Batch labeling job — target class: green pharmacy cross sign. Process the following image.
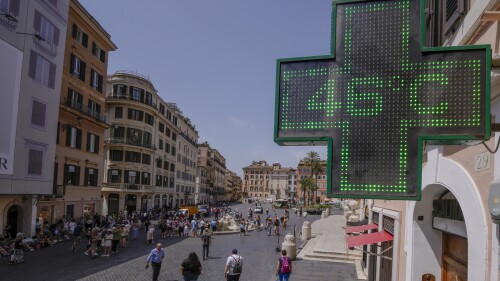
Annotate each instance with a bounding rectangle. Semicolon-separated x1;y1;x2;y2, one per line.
274;0;491;200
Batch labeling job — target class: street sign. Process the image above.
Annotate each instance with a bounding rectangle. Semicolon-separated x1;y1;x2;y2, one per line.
274;0;491;200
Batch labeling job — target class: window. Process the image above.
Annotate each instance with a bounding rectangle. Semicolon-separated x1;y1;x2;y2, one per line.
125;151;141;163
64;164;80;186
165;143;170;153
72;24;88;47
170;178;175;187
172;133;177;141
166;110;171;121
107;169;121;183
115;107;123;118
129;86;143;102
109;150;123;161
86;133;99;153
125;170;140;184
28;50;55;88
159;104;165;115
0;0;19;19
163;176;168;187
142;172;151;185
172;147;176;156
70;54;85;81
66;125;82;149
88;100;101;119
27;148;43;175
91;42;105;62
143;132;152;148
159;139;164;150
156;175;162;186
158;122;164;133
156;158;162;168
90;69;103;92
170;163;175;172
173;116;178;126
33;10;59;48
142;153;151;165
127;128;142;145
163;161;169;171
145;113;154;125
84;168;98;186
113;84;127;97
165;127;171;138
128;109;143;121
145;92;153;106
112;126;125;138
67;88;83;110
30;99;46;129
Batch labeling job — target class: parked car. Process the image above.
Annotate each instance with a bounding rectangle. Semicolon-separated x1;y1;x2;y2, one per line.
254;206;263;214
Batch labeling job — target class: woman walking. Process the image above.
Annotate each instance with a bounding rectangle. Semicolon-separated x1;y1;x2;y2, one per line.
180;252;202;281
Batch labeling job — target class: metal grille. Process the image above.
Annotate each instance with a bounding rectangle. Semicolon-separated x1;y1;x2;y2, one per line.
372;212;379;225
383;216;395;235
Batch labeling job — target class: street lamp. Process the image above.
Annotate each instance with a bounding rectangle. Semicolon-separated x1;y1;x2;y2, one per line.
16;32;44;41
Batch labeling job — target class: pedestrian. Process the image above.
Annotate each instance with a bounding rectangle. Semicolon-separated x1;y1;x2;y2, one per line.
9;233;24;264
275;249;292;281
180;251;202;281
111;226;120;253
147;224;154;244
224;248;243;281
102;229;112;257
146;243;165;281
201;226;211;260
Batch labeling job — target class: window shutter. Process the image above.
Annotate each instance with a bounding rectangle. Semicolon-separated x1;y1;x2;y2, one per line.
124;170;129;183
86;132;91;151
28;51;36;79
72;24;77;39
90;69;94;87
444;0;464;34
66;125;72;146
48;62;56;89
70;54;75;74
113;85;117;95
92;42;96;56
84;168;89;186
53;26;60;46
80;61;86;81
10;0;20;16
95;136;100;154
100;50;106;63
129;86;134;98
33;10;41;31
76;128;82;149
82;33;88;48
98;74;103;92
75;166;80;186
121;85;127;94
56;122;60;144
78;92;83;105
63;164;69;185
140;89;145;103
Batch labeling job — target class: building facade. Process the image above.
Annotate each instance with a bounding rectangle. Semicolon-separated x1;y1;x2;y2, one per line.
38;0;116;226
174;109;198;207
296;160;327;204
354;1;500;280
269;163;296;200
242;161;272;202
0;0;69;237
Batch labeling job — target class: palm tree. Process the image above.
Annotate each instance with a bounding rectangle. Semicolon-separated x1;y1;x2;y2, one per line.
311;160;323;203
302;151;320;205
299;177;314;206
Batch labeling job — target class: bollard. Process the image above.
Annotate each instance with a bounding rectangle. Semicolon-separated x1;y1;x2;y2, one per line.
325;208;330;216
282;233;297;260
302;221;311;240
321;211;326;219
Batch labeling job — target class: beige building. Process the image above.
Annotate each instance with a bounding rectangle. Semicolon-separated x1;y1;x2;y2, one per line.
37;0;116;225
103;71;180;215
197;142;229;203
0;0;69;236
269;163;296;200
174;108;199;207
242;161;272;202
296;160;327;205
225;170;242;201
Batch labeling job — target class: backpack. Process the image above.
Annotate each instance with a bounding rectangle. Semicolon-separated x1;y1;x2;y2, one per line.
232;256;242;274
280;256;291;274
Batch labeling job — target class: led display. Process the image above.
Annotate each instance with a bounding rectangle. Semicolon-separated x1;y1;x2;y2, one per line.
275;0;490;200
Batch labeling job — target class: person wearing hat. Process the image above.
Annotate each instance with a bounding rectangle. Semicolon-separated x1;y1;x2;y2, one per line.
224;248;243;281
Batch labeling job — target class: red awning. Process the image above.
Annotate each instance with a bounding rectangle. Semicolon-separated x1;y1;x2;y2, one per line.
345;223;378;234
347;230;393;248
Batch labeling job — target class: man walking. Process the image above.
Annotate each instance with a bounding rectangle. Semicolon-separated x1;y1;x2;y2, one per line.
201;226;211;260
146;243;165;281
224;248;243;281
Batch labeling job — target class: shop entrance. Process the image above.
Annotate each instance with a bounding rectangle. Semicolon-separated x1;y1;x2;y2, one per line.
6;205;22;238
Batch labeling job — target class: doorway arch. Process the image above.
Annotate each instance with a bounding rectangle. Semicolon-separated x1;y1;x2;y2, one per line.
406;153;487;281
5;204;23;238
125;194;137;214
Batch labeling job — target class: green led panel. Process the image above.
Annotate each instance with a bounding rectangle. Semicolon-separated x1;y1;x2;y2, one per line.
274;0;490;200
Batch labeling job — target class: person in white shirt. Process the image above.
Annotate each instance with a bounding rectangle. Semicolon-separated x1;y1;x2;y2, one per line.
224;248;243;281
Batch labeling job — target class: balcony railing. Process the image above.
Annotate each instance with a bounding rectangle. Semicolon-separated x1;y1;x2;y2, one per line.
106;93;157;110
103;183;154;192
34;36;57;56
64;98;107;124
0;9;17;29
107;137;155;150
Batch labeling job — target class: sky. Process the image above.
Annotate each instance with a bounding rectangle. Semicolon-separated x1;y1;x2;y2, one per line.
79;0;330;175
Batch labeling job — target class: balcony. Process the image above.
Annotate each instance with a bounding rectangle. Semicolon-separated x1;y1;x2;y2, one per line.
63;98;107;124
106;93;157;110
107;137;155;150
34;36;57;56
0;9;17;29
102;183;154;192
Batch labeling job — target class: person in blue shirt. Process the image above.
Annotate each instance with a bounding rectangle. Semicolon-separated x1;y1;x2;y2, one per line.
146;243;165;281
